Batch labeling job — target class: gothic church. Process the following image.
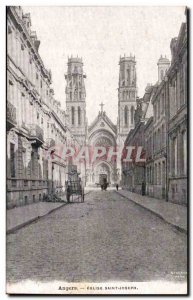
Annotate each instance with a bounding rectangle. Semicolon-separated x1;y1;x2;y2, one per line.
65;55;137;186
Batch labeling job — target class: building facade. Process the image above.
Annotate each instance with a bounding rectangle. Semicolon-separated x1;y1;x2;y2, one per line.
167;22;187;205
121;16;187;205
144;116;154;197
122;84;153;192
151;56;170;200
7;6;77;208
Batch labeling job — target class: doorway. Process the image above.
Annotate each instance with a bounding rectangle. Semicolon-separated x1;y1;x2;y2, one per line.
99;174;107;185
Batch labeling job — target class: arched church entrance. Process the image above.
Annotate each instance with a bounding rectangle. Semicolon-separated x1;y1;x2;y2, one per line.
94;162;111;185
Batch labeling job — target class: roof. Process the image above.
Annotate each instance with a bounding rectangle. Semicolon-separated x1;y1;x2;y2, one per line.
88;111;117;134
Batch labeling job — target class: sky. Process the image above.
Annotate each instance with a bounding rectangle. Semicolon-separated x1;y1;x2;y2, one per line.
23;6;186;124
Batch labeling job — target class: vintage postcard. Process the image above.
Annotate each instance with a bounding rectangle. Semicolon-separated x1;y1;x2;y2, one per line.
6;6;188;295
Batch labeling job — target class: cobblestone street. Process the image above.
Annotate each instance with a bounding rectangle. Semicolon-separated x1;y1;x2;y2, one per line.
7;191;187;283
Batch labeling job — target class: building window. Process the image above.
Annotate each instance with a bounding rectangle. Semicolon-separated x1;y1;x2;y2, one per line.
158;163;161;185
158;100;160;119
31;151;35;176
162;124;165;146
174;78;177;112
155;164;157;184
131;106;134;124
78;106;81;125
23;149;27;177
161;70;164;81
157;129;160;150
162;161;165;187
10;143;15;177
182;131;187;175
173;137;178;176
71;106;75;125
24;196;28;204
180;64;184;106
124;106;128;125
184;62;187;103
161;93;164;114
127;68;130;85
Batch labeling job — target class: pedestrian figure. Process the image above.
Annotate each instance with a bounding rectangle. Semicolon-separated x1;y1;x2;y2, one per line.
141;181;146;196
116;183;119;191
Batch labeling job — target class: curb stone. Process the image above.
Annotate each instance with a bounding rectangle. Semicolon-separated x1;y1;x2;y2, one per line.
7;191;91;235
116;191;187;234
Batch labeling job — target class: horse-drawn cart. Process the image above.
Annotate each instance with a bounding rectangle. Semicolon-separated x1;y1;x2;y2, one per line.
65;169;84;203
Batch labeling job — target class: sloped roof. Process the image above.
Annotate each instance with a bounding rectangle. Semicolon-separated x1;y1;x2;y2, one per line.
88;111;117;134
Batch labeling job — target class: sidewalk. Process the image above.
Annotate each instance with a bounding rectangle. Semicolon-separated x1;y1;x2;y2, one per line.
117;189;187;233
7;193;87;234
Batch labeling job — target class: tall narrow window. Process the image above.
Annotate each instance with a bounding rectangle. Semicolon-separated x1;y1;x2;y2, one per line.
162;124;165;146
158;163;161;185
127;68;131;85
78;106;81;125
71;106;75;125
184;62;187;103
174;79;177;112
131;106;134;124
158;100;160;119
31;151;35;176
161;70;164;81
23;149;27;177
182;131;187;175
161;93;164;113
10;143;15;177
180;64;184;106
155;164;157;184
124;106;128;125
173;137;177;175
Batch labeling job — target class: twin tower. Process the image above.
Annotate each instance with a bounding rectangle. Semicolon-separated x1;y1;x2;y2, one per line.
65;55;137;144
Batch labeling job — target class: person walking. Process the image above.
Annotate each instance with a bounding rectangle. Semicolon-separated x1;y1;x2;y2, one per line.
116;183;119;191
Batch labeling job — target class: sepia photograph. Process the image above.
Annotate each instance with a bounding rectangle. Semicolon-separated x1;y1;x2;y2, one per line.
6;5;188;295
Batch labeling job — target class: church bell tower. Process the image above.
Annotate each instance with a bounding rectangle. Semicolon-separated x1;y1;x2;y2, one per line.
65;56;87;145
117;54;137;142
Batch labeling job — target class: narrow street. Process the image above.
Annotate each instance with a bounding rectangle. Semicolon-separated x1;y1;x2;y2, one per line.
7;191;187;283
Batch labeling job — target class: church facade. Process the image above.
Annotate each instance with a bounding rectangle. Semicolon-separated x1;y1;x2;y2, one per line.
65;55;137;186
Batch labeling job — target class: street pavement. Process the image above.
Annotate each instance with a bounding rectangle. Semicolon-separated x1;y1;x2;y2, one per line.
7;191;187;283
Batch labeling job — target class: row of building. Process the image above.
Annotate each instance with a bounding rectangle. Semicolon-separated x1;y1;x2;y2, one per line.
121;17;187;205
7;6;81;208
